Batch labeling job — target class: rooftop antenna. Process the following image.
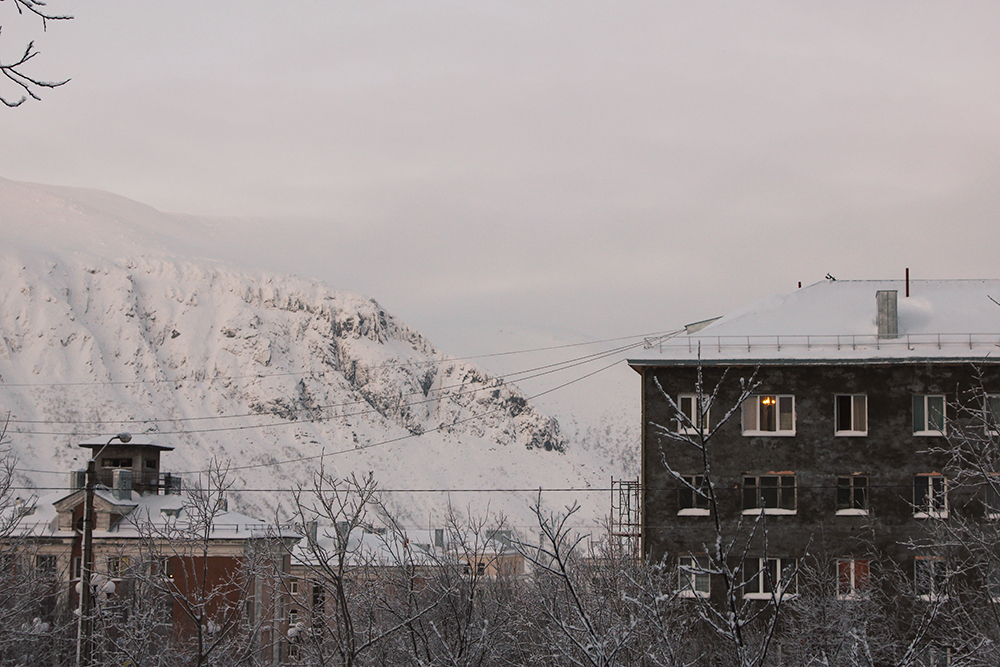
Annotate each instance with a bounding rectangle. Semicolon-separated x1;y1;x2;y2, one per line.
825;273;837;281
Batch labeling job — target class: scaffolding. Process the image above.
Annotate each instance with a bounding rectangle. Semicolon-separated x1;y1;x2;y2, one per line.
610;477;641;559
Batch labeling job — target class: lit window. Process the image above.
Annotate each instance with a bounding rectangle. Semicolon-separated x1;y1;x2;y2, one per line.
835;395;867;435
836;475;869;515
743;557;797;599
743;475;796;515
743;395;795;435
913;395;946;436
914;557;948;601
676;394;710;434
837;558;870;598
678;555;710;598
678;475;710;516
914;475;948;519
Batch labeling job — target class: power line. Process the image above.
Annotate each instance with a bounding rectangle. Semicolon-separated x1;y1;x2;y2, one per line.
0;328;679;391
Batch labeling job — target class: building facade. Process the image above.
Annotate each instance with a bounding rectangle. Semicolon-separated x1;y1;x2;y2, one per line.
629;279;1000;608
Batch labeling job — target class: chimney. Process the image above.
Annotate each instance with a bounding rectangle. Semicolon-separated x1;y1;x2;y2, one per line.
113;469;133;501
876;290;898;339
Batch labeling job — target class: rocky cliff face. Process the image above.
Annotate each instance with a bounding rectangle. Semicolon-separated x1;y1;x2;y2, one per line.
0;250;567;523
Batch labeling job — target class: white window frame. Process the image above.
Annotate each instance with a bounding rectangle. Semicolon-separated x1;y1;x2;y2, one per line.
742;474;797;515
837;558;870;599
742;395;796;436
677;474;710;516
677;394;710;435
678;555;710;598
914;556;948;601
914;474;948;519
743;557;797;600
835;394;868;436
918;645;953;667
913;395;946;436
988;562;1000;603
985;395;1000;436
836;475;869;516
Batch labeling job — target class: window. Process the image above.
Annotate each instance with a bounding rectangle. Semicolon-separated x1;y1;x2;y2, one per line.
678;556;710;598
72;556;82;580
289;607;299;625
290;579;299;595
835;395;867;435
836;475;869;515
678;475;710;516
985;395;1000;435
107;556;130;578
983;476;1000;519
918;646;953;667
312;584;325;609
914;557;948;601
476;562;486;576
743;475;796;514
743;558;797;599
837;558;870;598
742;395;795;435
36;555;58;578
151;557;172;580
677;394;710;434
101;457;133;468
988;562;1000;602
913;395;946;435
914;474;948;518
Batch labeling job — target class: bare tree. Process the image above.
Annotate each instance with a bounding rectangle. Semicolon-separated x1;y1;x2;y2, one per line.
0;0;71;106
649;364;803;667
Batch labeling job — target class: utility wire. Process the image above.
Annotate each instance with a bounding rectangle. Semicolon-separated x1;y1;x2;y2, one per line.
4;330;678;428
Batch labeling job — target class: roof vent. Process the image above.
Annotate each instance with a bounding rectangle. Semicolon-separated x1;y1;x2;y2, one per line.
876;290;898;339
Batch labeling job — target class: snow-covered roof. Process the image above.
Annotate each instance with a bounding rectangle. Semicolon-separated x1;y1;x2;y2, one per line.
78;435;174;450
629;279;1000;365
7;486;291;540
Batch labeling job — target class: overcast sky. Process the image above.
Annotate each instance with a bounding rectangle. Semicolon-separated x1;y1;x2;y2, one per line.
3;1;1000;385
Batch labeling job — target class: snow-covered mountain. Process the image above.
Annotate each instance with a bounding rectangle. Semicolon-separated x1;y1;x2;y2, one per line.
0;177;630;531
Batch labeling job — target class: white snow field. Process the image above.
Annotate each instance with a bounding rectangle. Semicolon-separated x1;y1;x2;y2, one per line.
0;177;634;535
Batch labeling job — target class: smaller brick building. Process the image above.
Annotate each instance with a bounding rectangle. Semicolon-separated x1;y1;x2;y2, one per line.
7;436;298;664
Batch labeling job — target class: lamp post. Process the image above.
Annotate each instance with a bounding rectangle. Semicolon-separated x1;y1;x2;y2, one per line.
76;432;131;667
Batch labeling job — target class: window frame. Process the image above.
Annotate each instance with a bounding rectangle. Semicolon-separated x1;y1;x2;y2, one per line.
678;555;711;598
743;557;797;600
742;395;796;436
985;476;1000;520
835;394;868;436
678;475;710;516
913;395;946;436
742;474;797;515
837;558;870;599
914;474;948;519
836;475;869;516
988;562;1000;603
914;556;948;601
985;395;1000;436
676;394;711;435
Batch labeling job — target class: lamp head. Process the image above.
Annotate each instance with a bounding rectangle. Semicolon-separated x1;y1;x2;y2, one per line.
116;432;132;444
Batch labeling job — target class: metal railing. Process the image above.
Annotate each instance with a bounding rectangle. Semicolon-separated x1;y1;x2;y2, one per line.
642;333;1000;355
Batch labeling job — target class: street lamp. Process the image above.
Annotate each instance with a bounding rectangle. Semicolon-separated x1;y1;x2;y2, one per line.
76;432;131;667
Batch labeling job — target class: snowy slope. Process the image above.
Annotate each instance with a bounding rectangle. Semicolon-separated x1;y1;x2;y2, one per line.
0;177;622;532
